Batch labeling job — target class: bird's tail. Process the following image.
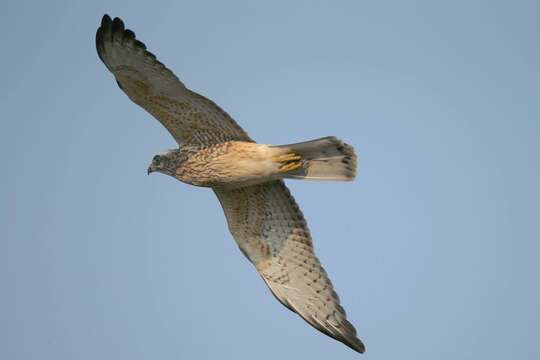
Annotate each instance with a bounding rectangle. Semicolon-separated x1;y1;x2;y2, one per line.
271;136;357;181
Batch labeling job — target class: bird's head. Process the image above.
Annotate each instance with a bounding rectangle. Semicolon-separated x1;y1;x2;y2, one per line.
147;149;180;177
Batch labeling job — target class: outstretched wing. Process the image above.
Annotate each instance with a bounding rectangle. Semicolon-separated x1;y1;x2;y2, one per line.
96;15;252;146
214;181;365;353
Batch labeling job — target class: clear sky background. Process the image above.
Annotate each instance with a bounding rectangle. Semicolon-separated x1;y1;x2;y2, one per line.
1;0;539;359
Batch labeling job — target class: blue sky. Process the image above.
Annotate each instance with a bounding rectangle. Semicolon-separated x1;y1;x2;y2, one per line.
1;1;539;359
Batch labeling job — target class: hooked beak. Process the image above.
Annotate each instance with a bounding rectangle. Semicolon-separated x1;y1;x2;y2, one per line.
147;166;154;175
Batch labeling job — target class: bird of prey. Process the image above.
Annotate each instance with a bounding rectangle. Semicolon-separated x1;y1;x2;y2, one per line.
96;14;365;353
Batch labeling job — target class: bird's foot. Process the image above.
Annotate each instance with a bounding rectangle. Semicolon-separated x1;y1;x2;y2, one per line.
273;153;303;173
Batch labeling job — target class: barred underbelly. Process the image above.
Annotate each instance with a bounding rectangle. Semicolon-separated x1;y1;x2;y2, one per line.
175;141;283;188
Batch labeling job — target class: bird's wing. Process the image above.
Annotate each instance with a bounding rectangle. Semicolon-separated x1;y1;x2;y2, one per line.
214;181;365;353
96;15;252;146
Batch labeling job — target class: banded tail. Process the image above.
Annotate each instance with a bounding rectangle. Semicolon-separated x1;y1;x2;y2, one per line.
271;136;357;181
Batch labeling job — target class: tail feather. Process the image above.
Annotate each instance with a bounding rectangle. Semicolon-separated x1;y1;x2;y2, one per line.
272;136;357;181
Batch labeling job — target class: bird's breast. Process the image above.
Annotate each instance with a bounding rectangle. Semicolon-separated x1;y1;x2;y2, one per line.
174;141;281;188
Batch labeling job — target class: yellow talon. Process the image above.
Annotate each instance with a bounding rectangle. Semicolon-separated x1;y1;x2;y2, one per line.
279;161;303;173
272;153;302;163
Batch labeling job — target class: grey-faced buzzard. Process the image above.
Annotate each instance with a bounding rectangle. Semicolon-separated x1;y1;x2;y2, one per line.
96;14;364;353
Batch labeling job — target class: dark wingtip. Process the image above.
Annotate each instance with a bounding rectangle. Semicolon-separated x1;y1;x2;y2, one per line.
134;39;146;50
95;14;162;80
101;14;111;24
96;15;133;65
111;17;125;33
96;15;112;63
123;29;135;43
95;28;105;62
347;337;366;353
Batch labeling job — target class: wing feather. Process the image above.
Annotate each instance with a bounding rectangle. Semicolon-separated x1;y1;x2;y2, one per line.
214;181;365;353
96;15;252;146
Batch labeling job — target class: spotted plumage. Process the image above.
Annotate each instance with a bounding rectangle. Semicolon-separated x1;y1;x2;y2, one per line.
96;14;364;353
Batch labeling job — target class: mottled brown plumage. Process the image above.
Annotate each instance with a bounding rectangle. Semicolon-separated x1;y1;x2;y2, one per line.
96;14;364;353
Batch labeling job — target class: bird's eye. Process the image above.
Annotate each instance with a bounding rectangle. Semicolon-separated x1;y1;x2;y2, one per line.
153;155;161;162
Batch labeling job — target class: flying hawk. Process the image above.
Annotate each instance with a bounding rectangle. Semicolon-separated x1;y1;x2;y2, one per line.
96;15;365;353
